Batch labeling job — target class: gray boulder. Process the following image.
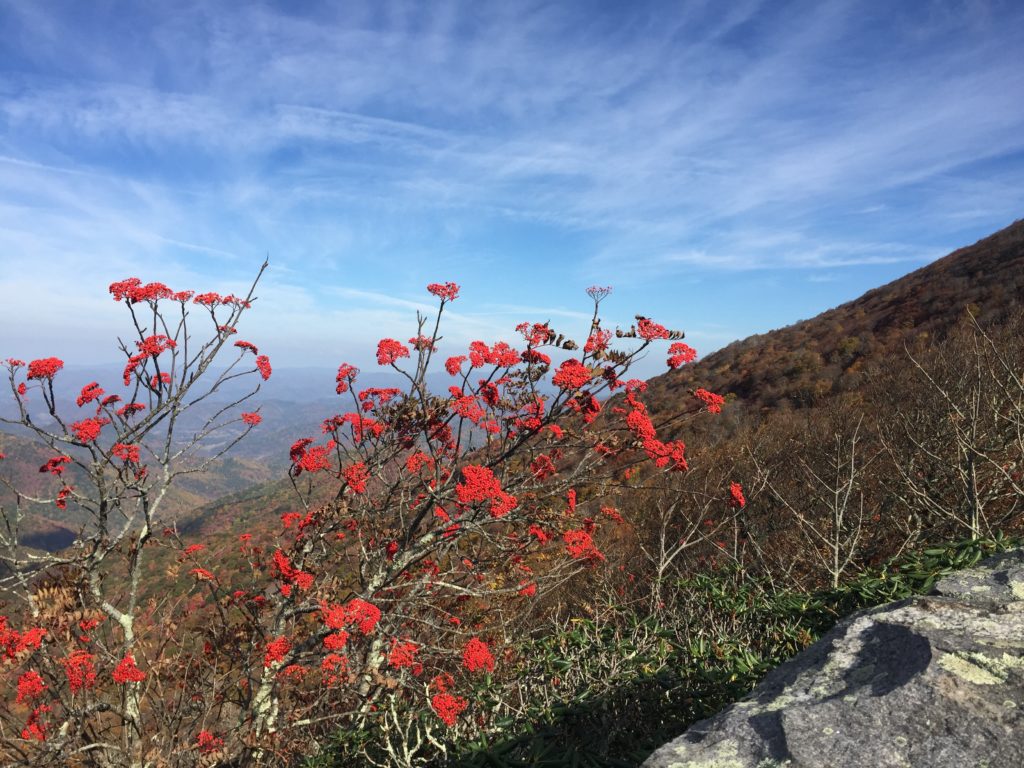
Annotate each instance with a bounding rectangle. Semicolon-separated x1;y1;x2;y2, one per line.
643;550;1024;768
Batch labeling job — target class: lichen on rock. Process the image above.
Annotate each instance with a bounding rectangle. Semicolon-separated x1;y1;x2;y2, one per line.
644;550;1024;768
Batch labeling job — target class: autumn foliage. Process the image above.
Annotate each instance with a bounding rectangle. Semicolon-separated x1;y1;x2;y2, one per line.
0;268;738;767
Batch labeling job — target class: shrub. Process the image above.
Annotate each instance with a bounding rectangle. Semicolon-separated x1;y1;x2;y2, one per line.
0;270;728;767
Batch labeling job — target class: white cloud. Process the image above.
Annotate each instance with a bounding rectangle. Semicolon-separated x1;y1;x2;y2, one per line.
0;0;1021;368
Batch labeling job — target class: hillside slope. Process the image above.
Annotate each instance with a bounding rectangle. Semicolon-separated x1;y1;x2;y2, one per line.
643;219;1024;412
178;219;1024;542
0;429;277;550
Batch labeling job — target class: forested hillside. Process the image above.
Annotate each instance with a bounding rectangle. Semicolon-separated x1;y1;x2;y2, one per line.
1;222;1022;767
643;219;1024;411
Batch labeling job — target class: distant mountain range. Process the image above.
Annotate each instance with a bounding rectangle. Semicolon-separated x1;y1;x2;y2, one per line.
0;367;465;467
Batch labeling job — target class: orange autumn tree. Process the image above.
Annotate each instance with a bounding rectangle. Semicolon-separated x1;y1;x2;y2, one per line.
0;271;729;767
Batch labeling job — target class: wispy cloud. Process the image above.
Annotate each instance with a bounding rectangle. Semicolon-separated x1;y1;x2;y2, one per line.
0;0;1021;374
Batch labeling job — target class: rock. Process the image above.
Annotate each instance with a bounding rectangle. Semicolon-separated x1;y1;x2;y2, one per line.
643;550;1024;768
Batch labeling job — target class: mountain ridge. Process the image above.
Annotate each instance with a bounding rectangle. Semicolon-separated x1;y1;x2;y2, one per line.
642;218;1024;413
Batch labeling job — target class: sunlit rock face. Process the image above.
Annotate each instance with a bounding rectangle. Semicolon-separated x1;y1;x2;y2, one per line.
644;551;1024;768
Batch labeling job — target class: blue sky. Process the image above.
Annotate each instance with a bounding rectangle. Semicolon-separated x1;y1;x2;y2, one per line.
1;0;1022;381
